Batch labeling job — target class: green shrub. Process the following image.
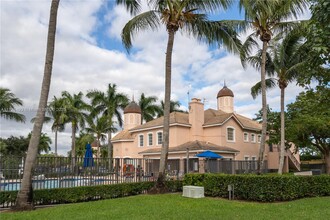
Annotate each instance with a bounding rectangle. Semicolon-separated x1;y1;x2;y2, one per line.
184;174;330;202
0;180;183;207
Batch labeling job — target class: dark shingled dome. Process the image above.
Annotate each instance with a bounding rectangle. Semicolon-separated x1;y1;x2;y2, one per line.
217;85;234;98
124;101;141;114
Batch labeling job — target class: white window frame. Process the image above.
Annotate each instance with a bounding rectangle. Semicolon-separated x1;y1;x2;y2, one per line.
138;134;144;147
251;133;256;143
226;126;236;142
156;131;163;145
147;132;153;146
257;134;261;143
243;132;249;142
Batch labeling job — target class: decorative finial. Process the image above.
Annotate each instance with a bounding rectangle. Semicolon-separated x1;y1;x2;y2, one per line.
224;80;227;88
132;94;134;102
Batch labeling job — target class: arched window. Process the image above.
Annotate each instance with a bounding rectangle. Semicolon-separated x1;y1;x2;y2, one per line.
243;132;249;142
227;127;235;142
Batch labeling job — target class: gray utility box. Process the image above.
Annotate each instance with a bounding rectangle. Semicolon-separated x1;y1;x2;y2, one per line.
182;186;205;198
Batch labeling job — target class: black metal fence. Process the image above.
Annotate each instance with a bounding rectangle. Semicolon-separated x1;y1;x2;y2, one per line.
0;156;173;193
0;156;267;193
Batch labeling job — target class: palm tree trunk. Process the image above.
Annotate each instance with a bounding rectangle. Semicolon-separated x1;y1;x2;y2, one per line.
14;0;59;211
278;86;285;174
71;123;76;172
107;131;113;170
158;28;175;186
257;40;268;174
54;127;58;156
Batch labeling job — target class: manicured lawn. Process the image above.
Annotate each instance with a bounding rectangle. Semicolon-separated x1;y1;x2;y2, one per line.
2;194;330;220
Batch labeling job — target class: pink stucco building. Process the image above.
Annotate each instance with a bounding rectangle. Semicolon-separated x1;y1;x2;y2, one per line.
112;85;300;173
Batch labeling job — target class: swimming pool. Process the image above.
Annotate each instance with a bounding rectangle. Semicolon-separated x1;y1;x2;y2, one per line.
0;178;96;191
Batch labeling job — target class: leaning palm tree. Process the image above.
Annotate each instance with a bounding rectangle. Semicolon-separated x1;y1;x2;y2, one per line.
15;0;60;210
239;0;308;173
249;29;308;174
86;83;129;160
61;91;89;170
138;93;161;123
85;115;117;158
119;0;241;187
0;87;26;123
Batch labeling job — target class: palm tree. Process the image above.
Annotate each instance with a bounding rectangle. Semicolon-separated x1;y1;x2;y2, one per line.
239;0;308;173
138;93;161;123
85;115;117;158
27;132;52;154
15;0;60;210
61;91;88;169
31;96;66;155
86;83;129;160
0;87;26;123
249;29;308;174
157;100;185;117
119;0;240;186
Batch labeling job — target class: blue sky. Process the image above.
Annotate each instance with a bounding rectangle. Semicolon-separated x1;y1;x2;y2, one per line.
0;1;310;156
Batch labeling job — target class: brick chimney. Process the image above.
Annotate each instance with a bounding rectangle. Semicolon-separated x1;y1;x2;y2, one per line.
189;98;204;140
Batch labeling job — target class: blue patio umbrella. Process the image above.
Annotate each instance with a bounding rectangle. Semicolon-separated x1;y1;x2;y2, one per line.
83;143;94;167
196;150;223;159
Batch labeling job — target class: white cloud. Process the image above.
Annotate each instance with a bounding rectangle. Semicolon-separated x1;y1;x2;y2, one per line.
0;1;310;156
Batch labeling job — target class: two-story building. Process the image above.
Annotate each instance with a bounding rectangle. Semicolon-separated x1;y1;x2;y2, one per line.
112;85;300;173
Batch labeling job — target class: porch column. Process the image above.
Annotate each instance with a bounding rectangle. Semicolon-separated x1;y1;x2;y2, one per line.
199;158;205;173
179;158;185;174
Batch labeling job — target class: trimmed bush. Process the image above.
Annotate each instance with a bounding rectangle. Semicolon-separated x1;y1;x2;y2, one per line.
184;173;330;202
0;180;182;207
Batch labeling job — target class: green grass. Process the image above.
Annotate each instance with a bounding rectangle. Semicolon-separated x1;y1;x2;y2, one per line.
2;194;330;220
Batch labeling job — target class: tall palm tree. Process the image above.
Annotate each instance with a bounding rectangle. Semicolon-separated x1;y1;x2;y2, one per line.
85;115;117;158
157;100;184;117
15;0;60;210
61;91;88;169
119;0;240;186
239;0;308;173
249;29;308;174
0;87;26;123
31;96;66;155
138;93;161;123
86;83;129;160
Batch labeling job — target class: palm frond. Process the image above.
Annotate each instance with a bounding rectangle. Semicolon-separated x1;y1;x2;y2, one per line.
121;10;160;51
240;33;259;69
251;78;277;99
116;0;142;15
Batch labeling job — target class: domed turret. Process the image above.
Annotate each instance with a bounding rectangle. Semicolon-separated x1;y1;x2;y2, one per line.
217;85;234;98
124;101;142;130
124;101;141;114
217;84;234;113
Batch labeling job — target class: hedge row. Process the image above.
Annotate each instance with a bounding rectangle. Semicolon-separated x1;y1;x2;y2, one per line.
183;173;330;202
1;180;182;207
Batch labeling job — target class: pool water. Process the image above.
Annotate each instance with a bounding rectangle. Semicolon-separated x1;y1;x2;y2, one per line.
0;178;96;191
